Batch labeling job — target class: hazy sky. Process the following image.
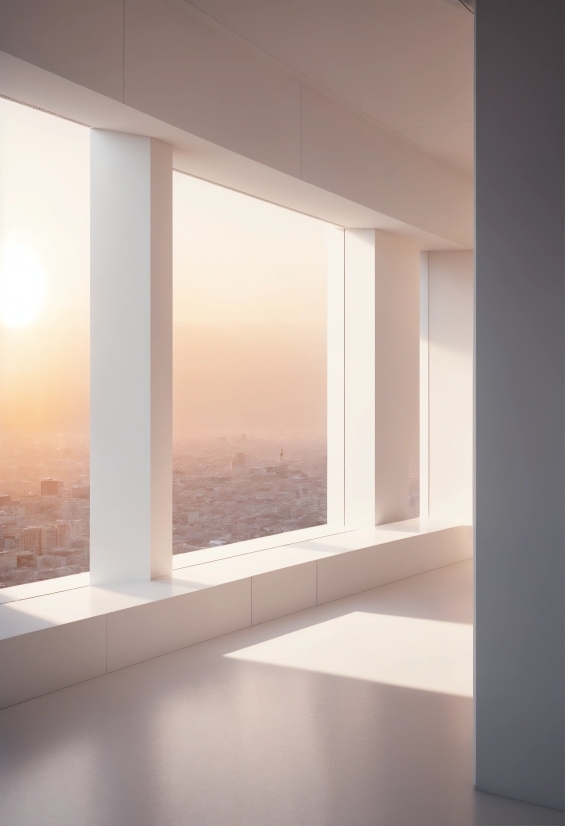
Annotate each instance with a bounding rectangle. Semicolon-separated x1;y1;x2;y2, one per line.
0;97;329;437
0;97;90;432
173;174;328;436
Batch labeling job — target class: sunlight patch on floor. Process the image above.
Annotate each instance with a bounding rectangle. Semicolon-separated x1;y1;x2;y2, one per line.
226;611;473;697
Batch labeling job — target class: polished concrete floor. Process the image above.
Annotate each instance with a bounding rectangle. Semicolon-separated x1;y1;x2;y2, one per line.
0;560;563;826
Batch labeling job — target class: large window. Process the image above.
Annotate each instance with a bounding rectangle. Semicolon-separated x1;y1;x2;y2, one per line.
173;175;329;555
0;99;90;588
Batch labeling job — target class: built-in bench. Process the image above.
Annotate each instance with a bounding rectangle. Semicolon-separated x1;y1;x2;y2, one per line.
0;518;472;709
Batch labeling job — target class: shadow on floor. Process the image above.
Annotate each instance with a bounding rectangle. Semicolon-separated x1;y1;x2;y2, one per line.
0;562;560;826
0;644;561;824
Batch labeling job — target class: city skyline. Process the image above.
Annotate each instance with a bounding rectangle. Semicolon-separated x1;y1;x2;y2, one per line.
0;431;326;587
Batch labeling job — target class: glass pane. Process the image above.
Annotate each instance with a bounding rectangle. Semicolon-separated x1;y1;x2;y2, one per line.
173;175;328;555
0;99;90;588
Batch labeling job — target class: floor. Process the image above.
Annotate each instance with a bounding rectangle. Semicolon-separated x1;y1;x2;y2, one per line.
0;560;563;826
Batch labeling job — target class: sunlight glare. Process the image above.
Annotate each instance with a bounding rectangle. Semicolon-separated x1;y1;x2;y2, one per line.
0;243;46;327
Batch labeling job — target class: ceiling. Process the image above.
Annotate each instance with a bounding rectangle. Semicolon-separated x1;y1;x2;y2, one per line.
183;0;474;179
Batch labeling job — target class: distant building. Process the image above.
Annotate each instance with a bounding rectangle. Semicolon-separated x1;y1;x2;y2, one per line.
71;485;90;499
56;523;70;548
19;527;42;553
241;433;247;441
41;479;63;497
40;524;70;552
231;452;246;469
0;495;11;507
41;526;58;551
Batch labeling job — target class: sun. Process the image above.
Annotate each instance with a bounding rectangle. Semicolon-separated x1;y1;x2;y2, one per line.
0;243;46;327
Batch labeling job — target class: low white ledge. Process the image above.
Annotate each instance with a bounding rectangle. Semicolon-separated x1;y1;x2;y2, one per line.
0;519;472;709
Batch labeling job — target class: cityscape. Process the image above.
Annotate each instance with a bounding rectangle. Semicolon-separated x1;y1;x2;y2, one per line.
173;434;327;554
0;432;327;588
0;433;90;588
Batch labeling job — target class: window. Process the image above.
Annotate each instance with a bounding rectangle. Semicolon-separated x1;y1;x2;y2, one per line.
0;99;90;588
173;175;329;555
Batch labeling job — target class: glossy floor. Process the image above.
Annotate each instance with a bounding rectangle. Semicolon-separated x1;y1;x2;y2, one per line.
0;560;562;826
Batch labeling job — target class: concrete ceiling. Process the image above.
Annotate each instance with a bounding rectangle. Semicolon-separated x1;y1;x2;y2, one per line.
183;0;474;179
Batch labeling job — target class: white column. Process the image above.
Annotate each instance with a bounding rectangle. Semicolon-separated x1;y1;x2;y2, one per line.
374;231;420;524
344;229;420;527
326;226;346;526
90;131;172;584
428;250;473;525
419;252;430;519
344;230;376;527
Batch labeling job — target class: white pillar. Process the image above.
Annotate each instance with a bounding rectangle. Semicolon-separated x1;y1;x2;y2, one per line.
326;226;346;527
428;250;473;525
344;230;376;527
90;131;172;584
419;252;430;519
344;229;420;527
374;232;420;524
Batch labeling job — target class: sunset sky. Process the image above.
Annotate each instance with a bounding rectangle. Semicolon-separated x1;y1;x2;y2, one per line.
173;174;328;436
0;97;328;437
0;97;90;433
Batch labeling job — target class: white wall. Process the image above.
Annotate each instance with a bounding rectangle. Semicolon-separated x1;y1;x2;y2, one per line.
427;250;473;524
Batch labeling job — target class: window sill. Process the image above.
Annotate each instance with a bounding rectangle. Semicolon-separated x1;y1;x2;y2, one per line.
0;525;350;607
0;518;472;709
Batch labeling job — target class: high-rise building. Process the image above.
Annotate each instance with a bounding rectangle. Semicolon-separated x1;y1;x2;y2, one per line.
41;526;58;551
56;524;70;549
41;479;63;497
18;527;42;553
231;452;246;469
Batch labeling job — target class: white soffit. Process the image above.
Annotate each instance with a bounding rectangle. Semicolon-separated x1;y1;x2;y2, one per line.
174;0;474;179
0;51;465;250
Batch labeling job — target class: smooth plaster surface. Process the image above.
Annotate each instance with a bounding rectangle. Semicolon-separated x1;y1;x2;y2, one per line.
475;0;565;810
0;561;563;826
428;249;473;524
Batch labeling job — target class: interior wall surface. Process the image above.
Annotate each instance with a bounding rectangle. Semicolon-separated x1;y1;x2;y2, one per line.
374;232;420;525
0;0;472;248
428;250;473;524
344;230;420;528
475;0;565;810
